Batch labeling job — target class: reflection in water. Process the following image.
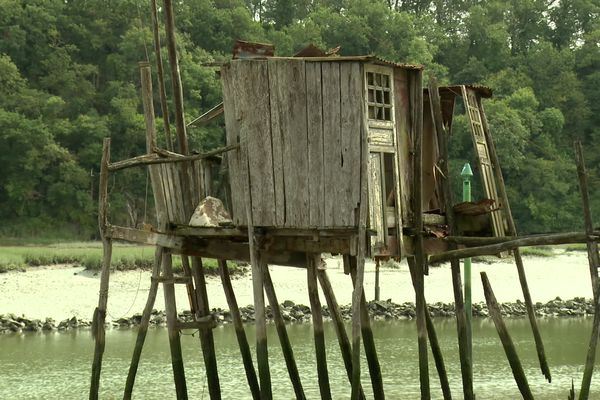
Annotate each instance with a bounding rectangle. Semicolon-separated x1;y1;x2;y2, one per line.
0;318;595;399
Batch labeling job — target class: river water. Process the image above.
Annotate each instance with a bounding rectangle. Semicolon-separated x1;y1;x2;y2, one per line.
0;317;596;399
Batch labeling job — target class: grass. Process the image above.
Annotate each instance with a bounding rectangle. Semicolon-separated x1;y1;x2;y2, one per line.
0;242;240;275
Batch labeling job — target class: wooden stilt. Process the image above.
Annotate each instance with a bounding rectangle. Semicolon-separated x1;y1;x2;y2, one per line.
307;254;332;400
263;267;305;399
162;251;188;399
352;62;371;400
411;69;430;400
190;256;221;400
428;78;473;399
89;138;112;400
575;141;600;302
478;97;550;382
317;267;365;400
375;259;381;301
481;272;533;400
124;247;163;399
218;259;260;400
348;257;385;400
408;257;430;400
574;141;600;400
425;312;452;400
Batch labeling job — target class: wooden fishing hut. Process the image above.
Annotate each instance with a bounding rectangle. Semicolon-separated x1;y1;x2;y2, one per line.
89;28;579;400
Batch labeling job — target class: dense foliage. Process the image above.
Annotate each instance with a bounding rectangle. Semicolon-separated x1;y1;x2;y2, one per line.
0;0;598;237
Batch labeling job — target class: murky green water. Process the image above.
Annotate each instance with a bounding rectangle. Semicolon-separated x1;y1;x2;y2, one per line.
0;318;596;399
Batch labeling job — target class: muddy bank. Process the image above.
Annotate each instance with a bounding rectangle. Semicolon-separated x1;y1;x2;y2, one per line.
1;296;593;334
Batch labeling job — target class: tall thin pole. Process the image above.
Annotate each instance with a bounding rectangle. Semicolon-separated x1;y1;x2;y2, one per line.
461;163;473;365
150;0;173;151
162;0;188;155
428;78;473;399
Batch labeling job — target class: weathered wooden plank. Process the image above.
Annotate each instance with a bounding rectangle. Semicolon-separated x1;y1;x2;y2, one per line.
306;62;324;227
230;60;276;227
160;163;175;223
340;62;363;226
105;225;183;248
221;64;245;226
368;153;385;250
393;68;411;224
268;58;309;227
322;62;342;227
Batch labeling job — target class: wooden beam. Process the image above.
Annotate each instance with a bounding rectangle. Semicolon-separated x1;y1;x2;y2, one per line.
105;225;182;248
429;232;599;264
107;144;239;171
188;102;224;127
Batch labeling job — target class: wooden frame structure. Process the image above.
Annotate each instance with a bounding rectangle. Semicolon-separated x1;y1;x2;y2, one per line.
88;4;600;399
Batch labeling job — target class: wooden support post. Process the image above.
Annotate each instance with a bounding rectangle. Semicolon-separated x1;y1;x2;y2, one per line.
191;256;221;400
412;70;430;400
575;141;600;302
162;0;188;155
375;259;380;301
481;272;534;400
263;267;305;399
478;97;550;382
425;312;452;400
351;63;371;400
317;268;365;400
89;138;112;400
348;257;385;400
575;141;600;400
307;254;332;400
162;251;188;399
124;62;172;398
428;77;473;399
124;247;163;399
150;0;173;151
218;259;260;400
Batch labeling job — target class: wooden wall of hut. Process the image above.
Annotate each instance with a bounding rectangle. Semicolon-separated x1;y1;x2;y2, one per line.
222;58;423;237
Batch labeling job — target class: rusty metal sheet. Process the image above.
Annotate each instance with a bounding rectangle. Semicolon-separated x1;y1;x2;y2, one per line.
232;40;275;59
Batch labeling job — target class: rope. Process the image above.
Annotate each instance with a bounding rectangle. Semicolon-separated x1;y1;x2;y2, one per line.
107;268;144;321
136;2;150;62
143;168;149;224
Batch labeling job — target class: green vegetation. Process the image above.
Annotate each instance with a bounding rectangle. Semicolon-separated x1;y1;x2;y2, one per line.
0;0;599;239
0;242;232;274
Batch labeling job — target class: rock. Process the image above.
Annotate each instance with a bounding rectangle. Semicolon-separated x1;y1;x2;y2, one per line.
282;300;295;308
188;196;233;227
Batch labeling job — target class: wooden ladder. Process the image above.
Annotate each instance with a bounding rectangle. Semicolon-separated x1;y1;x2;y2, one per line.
461;86;506;237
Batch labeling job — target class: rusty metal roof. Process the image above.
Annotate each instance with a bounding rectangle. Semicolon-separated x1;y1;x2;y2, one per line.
226;55;423;70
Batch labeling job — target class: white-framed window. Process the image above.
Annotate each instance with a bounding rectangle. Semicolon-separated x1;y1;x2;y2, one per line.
366;69;393;122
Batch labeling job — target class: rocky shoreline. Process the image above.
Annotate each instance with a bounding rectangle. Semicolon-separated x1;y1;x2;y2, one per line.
0;296;594;334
